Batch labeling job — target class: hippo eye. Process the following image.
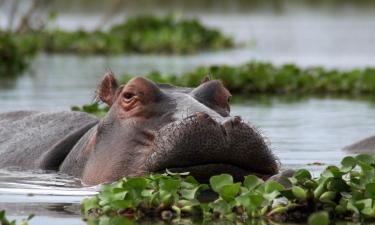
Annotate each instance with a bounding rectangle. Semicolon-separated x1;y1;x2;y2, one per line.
123;92;135;100
227;96;231;103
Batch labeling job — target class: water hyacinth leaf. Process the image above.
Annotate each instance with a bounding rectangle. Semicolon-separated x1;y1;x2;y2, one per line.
347;202;359;214
292;186;307;201
319;191;336;203
294;169;312;181
210;199;232;214
159;178;180;192
327;178;350;192
314;177;329;199
209;174;233;193
243;175;263;190
218;183;241;202
124;177;149;190
110;200;133;209
365;183;375;199
355;199;372;211
357;161;373;172
82;196;100;213
307;211;329;225
356;154;375;165
236;192;264;210
109;216;135;225
341;156;357;172
322;166;344;178
264;180;285;193
180;186;205;200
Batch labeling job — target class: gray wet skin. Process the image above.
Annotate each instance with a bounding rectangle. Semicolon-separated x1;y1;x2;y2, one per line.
0;73;279;185
344;135;375;154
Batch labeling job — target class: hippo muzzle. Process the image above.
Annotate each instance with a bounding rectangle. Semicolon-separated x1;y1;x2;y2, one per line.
146;112;278;182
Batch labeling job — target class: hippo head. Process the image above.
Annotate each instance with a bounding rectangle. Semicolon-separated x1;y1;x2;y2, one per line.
72;73;279;185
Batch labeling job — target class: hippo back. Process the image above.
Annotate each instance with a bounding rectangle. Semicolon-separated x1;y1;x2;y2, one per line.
0;111;99;170
343;135;375;154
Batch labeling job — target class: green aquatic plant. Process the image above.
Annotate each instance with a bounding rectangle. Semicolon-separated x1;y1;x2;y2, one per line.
81;154;375;224
71;102;108;118
8;15;233;55
0;210;33;225
0;33;37;77
121;61;375;96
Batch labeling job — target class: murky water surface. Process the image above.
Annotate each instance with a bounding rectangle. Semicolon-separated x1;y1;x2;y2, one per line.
1;1;375;224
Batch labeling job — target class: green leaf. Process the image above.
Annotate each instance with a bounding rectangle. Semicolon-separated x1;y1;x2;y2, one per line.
82;196;99;213
365;183;375;199
356;154;374;164
218;183;241;202
124;177;148;190
109;216;135;225
264;180;285;193
209;174;233;193
236;192;264;211
294;169;312;181
319;191;336;203
327;178;350;192
308;211;329;225
159;177;180;192
243;175;263;190
341;156;357;172
292;186;307;201
110;200;133;209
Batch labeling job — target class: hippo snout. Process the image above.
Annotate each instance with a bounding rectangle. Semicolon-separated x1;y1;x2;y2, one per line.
145;112;279;182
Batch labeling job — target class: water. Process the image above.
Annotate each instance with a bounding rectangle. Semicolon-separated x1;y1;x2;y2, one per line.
1;95;375;224
1;0;375;224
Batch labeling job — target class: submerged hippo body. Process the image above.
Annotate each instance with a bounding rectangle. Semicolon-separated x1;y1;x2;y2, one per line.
0;74;279;185
344;135;375;153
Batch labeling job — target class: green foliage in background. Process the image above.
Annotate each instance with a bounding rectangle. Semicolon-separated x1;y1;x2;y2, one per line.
81;154;375;224
0;33;38;77
121;61;375;96
71;102;108;118
11;15;233;55
0;210;33;225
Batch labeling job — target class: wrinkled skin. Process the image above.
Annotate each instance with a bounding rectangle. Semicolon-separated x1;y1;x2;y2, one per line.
0;73;279;185
343;135;375;154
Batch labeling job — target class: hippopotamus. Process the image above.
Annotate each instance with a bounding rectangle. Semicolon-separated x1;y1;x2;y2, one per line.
0;73;279;185
343;135;375;153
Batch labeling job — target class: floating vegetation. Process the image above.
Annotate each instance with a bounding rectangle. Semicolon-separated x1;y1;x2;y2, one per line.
81;154;375;224
0;33;38;77
10;15;233;55
0;210;34;225
71;102;108;118
121;61;375;96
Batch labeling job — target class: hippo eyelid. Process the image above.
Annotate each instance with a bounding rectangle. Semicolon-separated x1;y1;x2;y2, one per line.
123;92;135;99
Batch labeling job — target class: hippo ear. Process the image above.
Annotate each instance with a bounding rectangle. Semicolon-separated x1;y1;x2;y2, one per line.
96;72;119;106
201;75;212;84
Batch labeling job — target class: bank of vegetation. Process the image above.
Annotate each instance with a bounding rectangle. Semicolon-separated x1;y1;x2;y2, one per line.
0;33;38;77
81;154;375;225
4;15;233;55
121;61;375;96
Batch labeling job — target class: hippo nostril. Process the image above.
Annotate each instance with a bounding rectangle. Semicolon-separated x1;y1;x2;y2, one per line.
220;125;227;137
233;116;242;124
195;112;210;119
195;112;217;125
